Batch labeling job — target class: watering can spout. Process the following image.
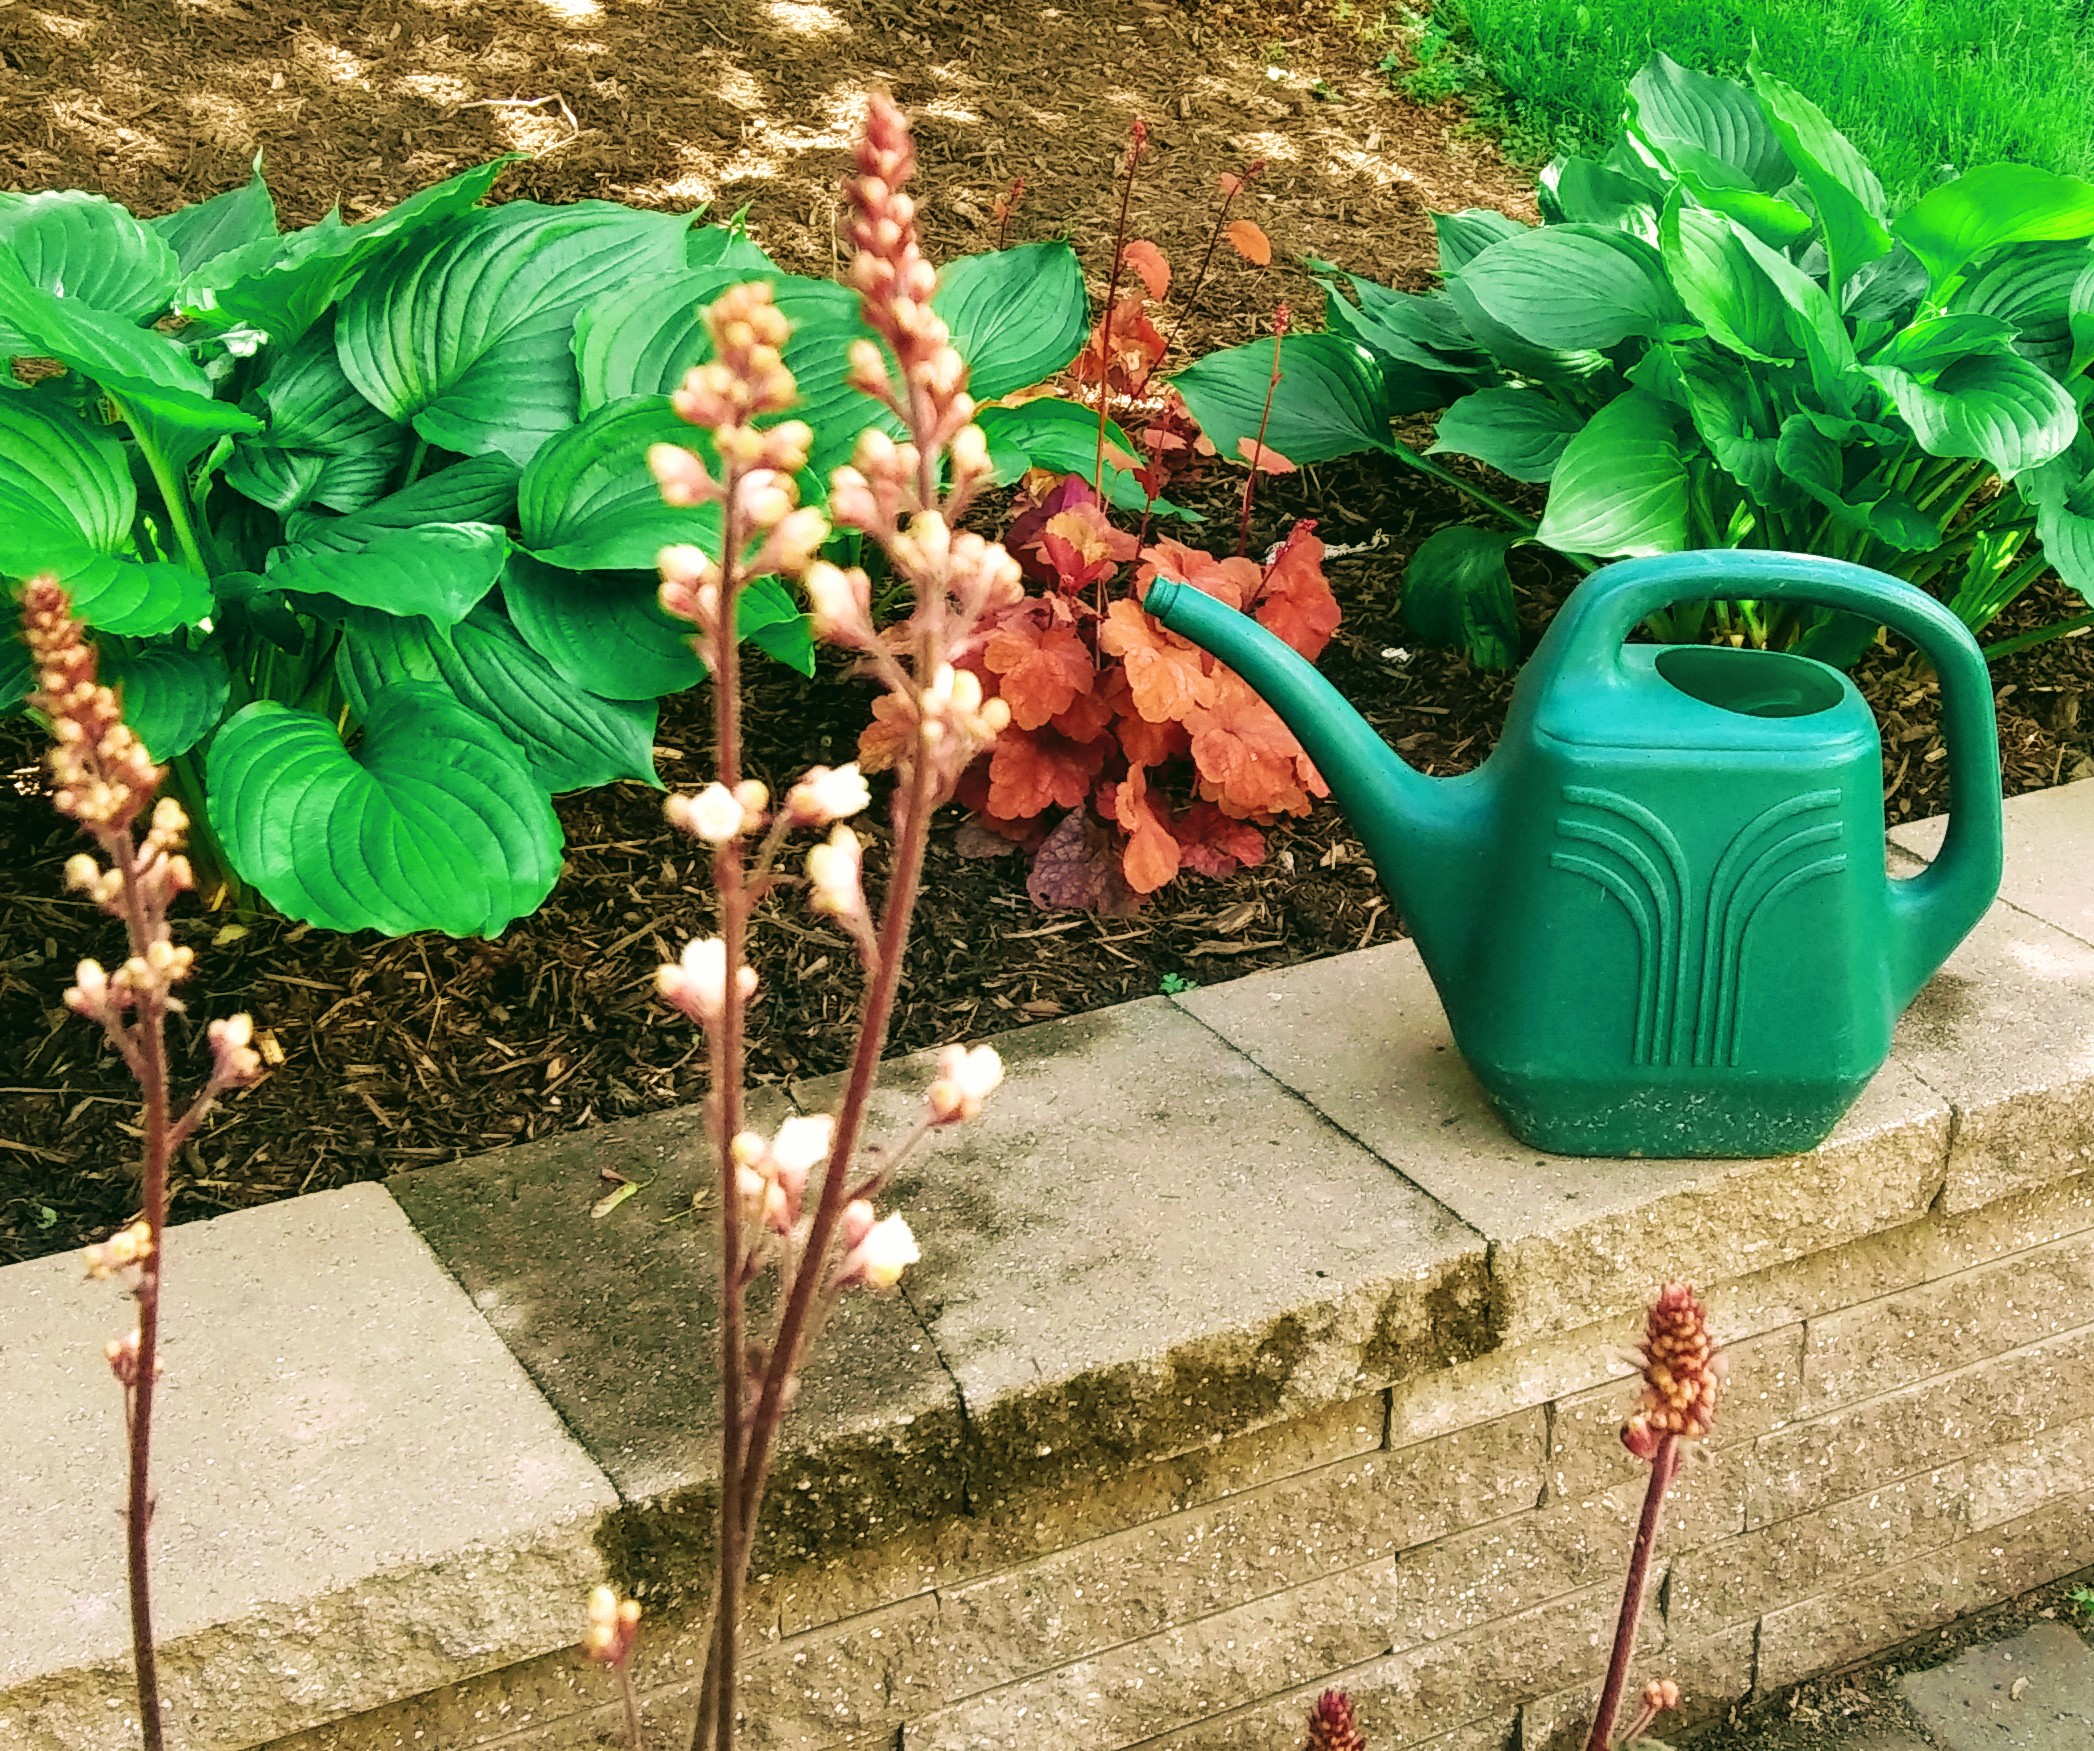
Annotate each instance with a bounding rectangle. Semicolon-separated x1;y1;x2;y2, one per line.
1142;577;1484;956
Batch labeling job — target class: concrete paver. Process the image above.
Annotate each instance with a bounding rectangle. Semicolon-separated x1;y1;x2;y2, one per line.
1898;1621;2094;1751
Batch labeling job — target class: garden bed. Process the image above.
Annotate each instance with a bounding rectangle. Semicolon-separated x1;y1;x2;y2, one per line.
5;0;2094;1265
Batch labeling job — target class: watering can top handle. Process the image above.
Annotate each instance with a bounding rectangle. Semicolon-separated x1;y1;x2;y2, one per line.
1548;549;2004;997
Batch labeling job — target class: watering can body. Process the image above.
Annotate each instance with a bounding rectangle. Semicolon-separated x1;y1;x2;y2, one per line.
1144;550;2005;1158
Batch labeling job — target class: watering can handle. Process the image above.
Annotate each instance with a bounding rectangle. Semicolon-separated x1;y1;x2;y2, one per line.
1545;550;2004;1007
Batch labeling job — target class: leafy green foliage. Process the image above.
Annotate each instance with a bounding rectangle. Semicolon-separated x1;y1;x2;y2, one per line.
1280;55;2094;659
3;161;1095;935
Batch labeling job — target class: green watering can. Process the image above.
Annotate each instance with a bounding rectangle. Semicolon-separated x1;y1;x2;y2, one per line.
1144;550;2004;1158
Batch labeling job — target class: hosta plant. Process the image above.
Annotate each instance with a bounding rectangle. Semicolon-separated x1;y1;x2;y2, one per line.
1177;53;2094;669
0;160;1097;934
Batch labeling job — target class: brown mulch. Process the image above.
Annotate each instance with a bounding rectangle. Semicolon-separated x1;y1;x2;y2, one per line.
3;1;2094;1263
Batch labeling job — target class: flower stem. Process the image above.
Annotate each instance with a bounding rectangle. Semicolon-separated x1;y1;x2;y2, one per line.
1586;1433;1680;1751
1236;311;1287;560
1093;120;1148;503
127;421;209;580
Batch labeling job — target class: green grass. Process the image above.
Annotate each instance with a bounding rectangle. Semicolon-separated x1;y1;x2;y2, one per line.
1396;0;2094;203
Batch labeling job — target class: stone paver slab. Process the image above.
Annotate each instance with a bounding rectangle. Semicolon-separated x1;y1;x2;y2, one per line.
793;997;1493;1511
1894;779;2094;945
1889;899;2094;1210
0;1183;614;1751
387;1100;964;1604
1898;1621;2094;1750
1178;943;1950;1340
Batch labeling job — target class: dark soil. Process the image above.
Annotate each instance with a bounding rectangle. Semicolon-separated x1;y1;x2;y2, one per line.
3;2;2094;1263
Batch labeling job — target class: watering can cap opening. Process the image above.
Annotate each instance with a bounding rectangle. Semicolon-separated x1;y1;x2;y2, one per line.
1652;645;1847;721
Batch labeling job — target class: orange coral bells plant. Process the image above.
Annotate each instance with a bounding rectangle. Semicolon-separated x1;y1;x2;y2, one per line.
1587;1285;1723;1751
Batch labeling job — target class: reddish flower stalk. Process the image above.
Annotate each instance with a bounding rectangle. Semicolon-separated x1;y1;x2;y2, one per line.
583;1585;645;1750
1586;1285;1723;1751
1237;304;1290;559
1303;1687;1367;1751
1140;160;1264;400
648;90;1016;1751
1093;116;1150;501
993;175;1026;249
21;579;263;1751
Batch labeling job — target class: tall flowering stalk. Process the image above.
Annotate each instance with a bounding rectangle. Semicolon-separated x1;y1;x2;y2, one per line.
1302;1688;1366;1751
20;578;264;1751
645;92;1016;1751
1586;1285;1722;1751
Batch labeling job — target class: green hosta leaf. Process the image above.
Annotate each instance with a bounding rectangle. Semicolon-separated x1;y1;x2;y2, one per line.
336;201;695;468
0;190;178;320
1951;242;2091;381
1866;352;2077;477
737;575;814;675
1312;268;1490;377
933;241;1089;399
1628;54;1789;193
1451;226;1680;351
501;551;703;698
1635;343;1792;506
1536;391;1688;558
519;396;721;571
1674;176;1813;251
179;157;519;344
1172;334;1393;466
1539;158;1660;238
288;454;521;553
334;603;658;791
1896;165;2094;295
1;630;27;713
1401;525;1520;670
0;254;259;466
2026;458;2094;602
149;162;277;275
63;557;215;639
1428;388;1581;483
1775;417;1939;551
1432;209;1529;276
1725;224;1860;403
266;521;508;626
1749;64;1891;293
975;398;1186;514
1661;203;1794;363
686;222;778;274
1867;313;2019;378
572;270;890;478
0;392;135;565
206;682;562;937
103;636;231;760
228;317;410;514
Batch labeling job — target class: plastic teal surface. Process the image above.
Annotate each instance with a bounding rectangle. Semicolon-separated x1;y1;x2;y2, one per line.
1144;550;2004;1156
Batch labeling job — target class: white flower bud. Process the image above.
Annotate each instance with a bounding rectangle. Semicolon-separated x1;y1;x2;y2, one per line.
656;937;756;1025
786;763;872;826
806;824;865;921
926;1043;1004;1124
839;1209;919;1291
669;782;749;844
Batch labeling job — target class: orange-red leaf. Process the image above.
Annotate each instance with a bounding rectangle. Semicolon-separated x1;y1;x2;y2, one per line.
1225;220;1272;266
856;692;913;774
1111;765;1181;893
1099;598;1210;724
1122;239;1171;301
986;727;1109;820
984;616;1095;730
1251;520;1340;660
1175;803;1266;878
1185;671;1324;818
1051;680;1117;743
1137;538;1259;611
1235;437;1297;475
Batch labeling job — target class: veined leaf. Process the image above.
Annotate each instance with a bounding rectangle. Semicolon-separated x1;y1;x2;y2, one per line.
179;157;519;344
1;630;27;713
1749;64;1891;294
206;682;562;938
1313;270;1490;377
687;222;779;275
1172;334;1394;465
1539;158;1661;239
1725;225;1859;402
335;200;695;467
60;556;215;639
103;636;231;760
1951;241;2092;380
1432;209;1529;276
0;391;135;563
1535;391;1688;558
227;316;409;514
1427;388;1581;482
1866;351;2078;478
933;241;1089;399
737;575;814;674
334;603;659;791
0;253;260;465
284;454;521;555
1775;418;1939;552
1628;54;1790;193
149;162;277;276
1866;313;2019;378
1401;525;1520;670
266;521;508;626
501;551;704;699
519;396;722;571
1673;175;1813;250
1661;202;1795;363
2025;456;2094;603
1895;165;2094;294
0;190;178;320
1634;343;1792;507
976;398;1188;514
1451;225;1680;351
